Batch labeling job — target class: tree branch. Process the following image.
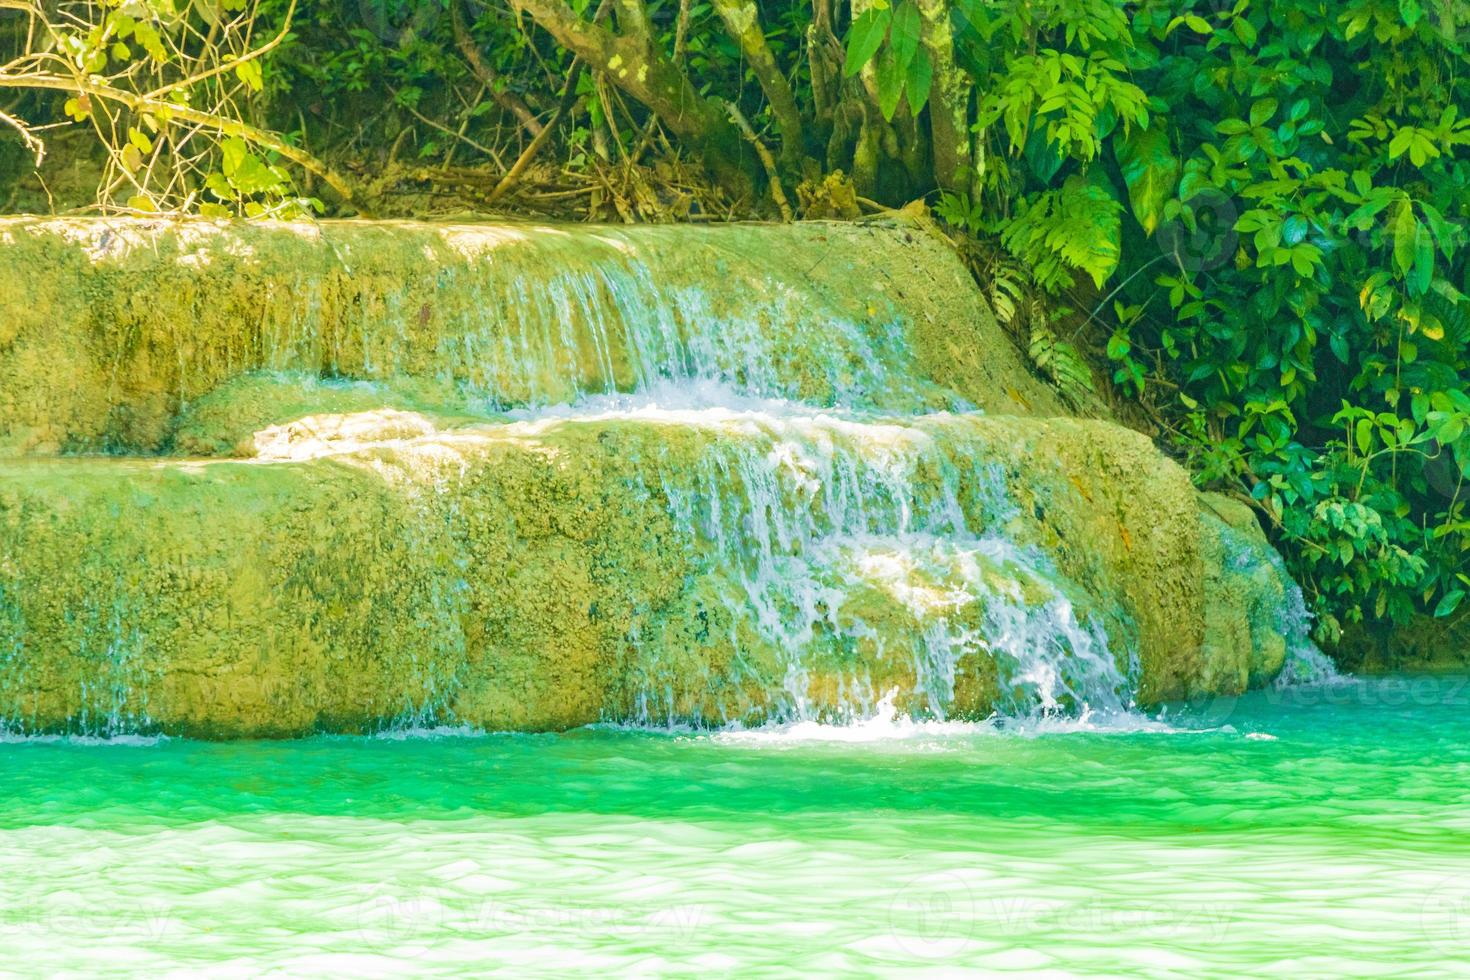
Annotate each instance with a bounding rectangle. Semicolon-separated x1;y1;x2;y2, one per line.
725;100;791;220
141;0;297;101
0;72;366;211
452;0;544;138
712;0;804;167
916;0;973;194
511;0;758;195
487;58;586;203
0;108;43;164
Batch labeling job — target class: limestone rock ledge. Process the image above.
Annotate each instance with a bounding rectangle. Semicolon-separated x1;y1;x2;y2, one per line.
0;412;1291;736
0;217;1302;735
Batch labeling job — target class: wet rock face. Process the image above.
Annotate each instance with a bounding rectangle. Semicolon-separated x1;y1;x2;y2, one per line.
0;217;1061;455
0;411;1296;737
0;219;1305;736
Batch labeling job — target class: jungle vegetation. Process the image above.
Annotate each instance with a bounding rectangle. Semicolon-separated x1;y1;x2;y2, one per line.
1;0;1468;646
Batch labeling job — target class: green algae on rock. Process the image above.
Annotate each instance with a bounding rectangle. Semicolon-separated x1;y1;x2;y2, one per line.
0;217;1317;736
0;411;1300;736
0;216;1061;455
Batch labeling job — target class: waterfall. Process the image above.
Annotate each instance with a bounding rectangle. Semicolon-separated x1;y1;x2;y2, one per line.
300;231;962;416
0;219;1322;737
506;389;1140;727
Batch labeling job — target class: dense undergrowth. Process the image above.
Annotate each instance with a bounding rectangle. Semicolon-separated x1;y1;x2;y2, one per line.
1;0;1467;646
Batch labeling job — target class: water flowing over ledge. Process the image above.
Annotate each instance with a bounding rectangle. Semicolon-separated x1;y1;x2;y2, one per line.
0;217;1324;737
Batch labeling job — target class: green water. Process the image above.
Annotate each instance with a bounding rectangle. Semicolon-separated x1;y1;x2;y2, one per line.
3;676;1468;976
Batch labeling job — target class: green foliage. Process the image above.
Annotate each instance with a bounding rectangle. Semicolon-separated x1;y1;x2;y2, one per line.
843;0;933;119
1113;126;1177;236
999;173;1122;290
15;0;1463;638
1027;315;1095;407
2;0;326;216
937;0;1470;634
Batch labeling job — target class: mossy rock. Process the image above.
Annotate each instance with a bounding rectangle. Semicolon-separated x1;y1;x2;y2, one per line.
0;217;1063;455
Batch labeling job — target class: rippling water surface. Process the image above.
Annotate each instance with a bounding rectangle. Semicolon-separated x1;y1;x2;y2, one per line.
4;676;1470;976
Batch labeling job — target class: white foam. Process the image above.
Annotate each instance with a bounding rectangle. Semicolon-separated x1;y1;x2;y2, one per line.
696;691;1178;745
0;731;167;747
368;724;492;741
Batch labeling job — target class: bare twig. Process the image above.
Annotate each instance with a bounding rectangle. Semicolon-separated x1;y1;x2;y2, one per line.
140;0;298;101
0;108;43;164
486;58;584;204
0;72;365;209
391;84;507;170
452;0;544;138
725;100;792;221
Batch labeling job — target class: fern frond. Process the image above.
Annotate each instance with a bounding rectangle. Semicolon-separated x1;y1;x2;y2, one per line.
1000;174;1123;292
1027;306;1096;406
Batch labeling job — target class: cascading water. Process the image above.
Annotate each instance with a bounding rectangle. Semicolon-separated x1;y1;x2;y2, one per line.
0;219;1323;737
292;227;1149;726
508;392;1140;727
325;231;959;416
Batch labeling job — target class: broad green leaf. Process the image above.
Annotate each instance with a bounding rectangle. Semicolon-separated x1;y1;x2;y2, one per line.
235;59;264;93
1393;204;1417;278
1165;15;1212;36
220;137;280;196
133;22;166;62
905;46;932;115
221;137;248;178
1282;214;1308;244
1290;244;1319;277
205;172;232;200
888;2;921;75
844;7;890;77
1115;126;1179;236
1412;223;1434;296
1408;131;1438;167
875;47;904;121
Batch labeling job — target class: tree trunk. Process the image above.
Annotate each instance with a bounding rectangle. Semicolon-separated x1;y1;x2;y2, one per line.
712;0;805;168
916;0;973;195
453;1;545;138
512;0;759;196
